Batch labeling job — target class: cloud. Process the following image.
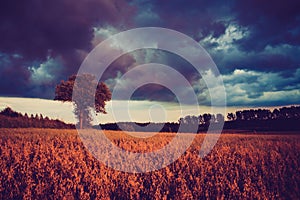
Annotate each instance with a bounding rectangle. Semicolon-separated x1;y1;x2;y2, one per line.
0;0;135;59
0;0;136;80
0;52;30;96
201;24;249;52
0;0;135;98
223;68;300;106
92;26;121;46
0;53;67;98
133;2;162;27
131;0;231;38
26;57;68;98
233;0;300;51
200;26;300;72
28;57;63;85
130;0;300;73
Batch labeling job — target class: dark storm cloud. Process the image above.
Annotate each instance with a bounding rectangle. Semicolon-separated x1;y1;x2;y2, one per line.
126;0;300;106
0;0;135;59
131;0;300;72
131;84;177;102
0;53;68;98
0;53;30;96
150;0;300;49
132;0;231;39
102;53;137;81
214;0;300;72
0;0;135;98
233;0;300;51
208;43;300;73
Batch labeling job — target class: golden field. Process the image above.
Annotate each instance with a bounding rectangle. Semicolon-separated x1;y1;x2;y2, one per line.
0;128;299;199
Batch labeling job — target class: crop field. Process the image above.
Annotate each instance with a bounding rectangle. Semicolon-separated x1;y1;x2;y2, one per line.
0;128;299;199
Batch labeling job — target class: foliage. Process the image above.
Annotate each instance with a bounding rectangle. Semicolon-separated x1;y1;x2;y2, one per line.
227;106;300;121
54;74;111;128
0;107;74;129
102;106;300;133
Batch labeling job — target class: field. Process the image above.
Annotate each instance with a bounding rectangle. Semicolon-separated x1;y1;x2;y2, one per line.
0;128;299;199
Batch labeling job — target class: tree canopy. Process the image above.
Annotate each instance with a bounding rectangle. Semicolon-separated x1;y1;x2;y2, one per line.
55;74;111;129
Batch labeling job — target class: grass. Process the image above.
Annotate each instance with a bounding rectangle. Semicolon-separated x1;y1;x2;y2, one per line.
0;128;299;199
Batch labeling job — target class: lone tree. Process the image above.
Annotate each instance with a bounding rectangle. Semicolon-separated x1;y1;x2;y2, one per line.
54;74;111;129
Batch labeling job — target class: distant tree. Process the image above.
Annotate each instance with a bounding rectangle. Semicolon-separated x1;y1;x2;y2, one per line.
216;113;224;123
227;113;236;121
288;106;300;119
54;74;111;129
256;109;271;120
178;117;184;124
203;113;211;125
179;115;199;125
279;107;289;119
210;114;216;123
235;111;243;120
198;115;204;124
177;115;199;132
0;107;22;118
184;115;198;124
272;108;280;119
242;110;254;120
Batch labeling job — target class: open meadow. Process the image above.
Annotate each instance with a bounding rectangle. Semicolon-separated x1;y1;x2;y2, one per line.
0;128;299;199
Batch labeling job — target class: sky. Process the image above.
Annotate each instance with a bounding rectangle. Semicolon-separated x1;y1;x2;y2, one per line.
0;0;300;122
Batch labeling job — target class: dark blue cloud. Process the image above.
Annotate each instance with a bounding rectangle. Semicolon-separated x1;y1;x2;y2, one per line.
0;0;135;98
0;0;135;60
0;53;30;96
233;0;300;51
130;0;300;73
131;0;232;38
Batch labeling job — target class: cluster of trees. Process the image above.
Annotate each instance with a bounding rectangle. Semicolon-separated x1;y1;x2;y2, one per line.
225;106;300;131
178;106;300;126
227;106;300;121
0;107;74;129
99;113;226;133
99;106;300;133
99;122;180;133
179;113;225;125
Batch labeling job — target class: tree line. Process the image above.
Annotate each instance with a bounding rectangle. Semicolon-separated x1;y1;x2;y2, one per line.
1;105;299;132
223;106;300;132
227;106;300;121
0;107;75;129
99;106;300;133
